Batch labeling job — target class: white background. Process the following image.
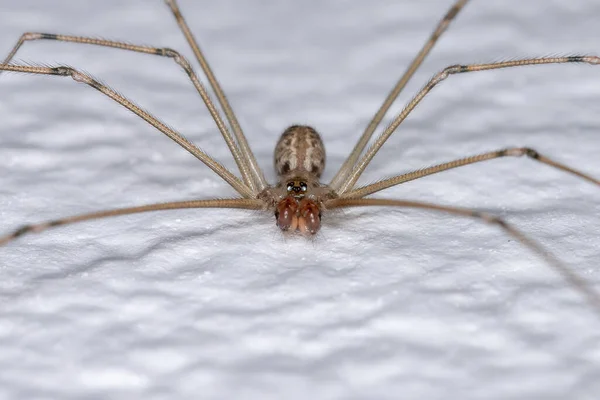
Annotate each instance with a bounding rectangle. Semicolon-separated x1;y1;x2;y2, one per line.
1;1;599;399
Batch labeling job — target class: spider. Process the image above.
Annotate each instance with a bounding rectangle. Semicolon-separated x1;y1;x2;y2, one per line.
0;1;599;304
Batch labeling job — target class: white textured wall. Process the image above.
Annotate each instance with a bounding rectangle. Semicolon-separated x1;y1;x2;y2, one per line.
0;1;599;399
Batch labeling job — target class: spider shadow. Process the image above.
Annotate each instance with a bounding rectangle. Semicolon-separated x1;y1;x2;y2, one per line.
327;204;600;318
2;218;255;302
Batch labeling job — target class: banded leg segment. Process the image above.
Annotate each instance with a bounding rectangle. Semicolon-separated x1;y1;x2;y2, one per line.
0;198;264;246
0;63;254;198
330;0;470;190
0;32;257;192
337;55;600;194
165;0;267;192
343;147;600;199
325;197;600;314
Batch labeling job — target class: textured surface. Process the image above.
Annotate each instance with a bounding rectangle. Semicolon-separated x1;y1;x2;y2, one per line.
1;1;600;399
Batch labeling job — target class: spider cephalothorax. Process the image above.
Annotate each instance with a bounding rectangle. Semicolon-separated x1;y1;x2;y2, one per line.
265;125;334;234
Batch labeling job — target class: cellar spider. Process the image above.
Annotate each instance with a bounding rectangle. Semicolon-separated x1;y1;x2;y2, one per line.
0;1;599;305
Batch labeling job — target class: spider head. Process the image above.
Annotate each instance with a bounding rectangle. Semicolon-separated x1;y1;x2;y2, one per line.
265;173;330;235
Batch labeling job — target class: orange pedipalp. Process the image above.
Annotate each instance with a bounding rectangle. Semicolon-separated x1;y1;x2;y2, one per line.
275;197;321;235
298;198;321;235
275;197;298;231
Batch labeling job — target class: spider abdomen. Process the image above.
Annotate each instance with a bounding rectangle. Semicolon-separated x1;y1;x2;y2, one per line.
274;125;325;177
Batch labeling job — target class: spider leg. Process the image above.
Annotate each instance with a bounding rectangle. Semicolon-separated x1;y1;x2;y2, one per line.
0;63;254;198
0;198;263;246
336;55;600;194
325;197;600;316
330;0;470;190
0;33;258;192
343;147;600;198
165;0;267;191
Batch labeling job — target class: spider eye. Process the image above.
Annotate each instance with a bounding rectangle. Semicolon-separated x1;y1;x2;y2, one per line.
300;182;307;191
286;182;294;191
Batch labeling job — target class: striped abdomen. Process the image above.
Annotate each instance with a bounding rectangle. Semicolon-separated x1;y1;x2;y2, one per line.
274;125;326;177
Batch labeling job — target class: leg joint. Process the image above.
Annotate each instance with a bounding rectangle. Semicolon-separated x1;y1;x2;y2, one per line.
21;32;44;41
523;147;540;159
159;47;181;59
51;66;74;76
13;225;32;238
443;64;468;74
38;33;59;40
472;211;507;228
498;147;539;159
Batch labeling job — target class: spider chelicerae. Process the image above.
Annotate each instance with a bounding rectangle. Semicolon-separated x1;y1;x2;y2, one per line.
0;1;599;305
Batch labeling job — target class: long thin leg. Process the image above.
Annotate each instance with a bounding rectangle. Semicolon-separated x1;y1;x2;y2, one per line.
325;197;600;315
0;63;255;198
165;0;267;191
343;147;600;199
330;0;470;190
0;33;257;192
336;55;600;194
0;198;263;246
